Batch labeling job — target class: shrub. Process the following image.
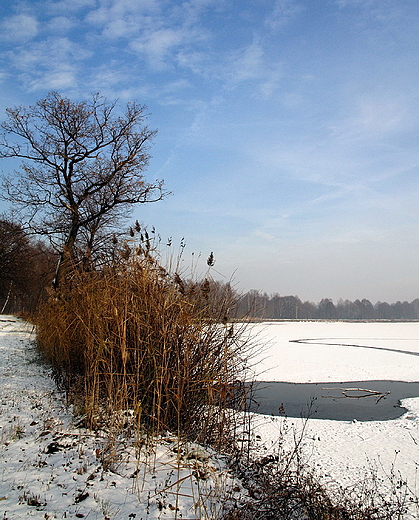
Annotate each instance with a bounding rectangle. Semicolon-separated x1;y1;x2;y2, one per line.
35;244;251;447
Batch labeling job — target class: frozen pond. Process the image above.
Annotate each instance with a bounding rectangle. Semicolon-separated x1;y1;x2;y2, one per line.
246;322;419;519
247;321;419;420
250;321;419;383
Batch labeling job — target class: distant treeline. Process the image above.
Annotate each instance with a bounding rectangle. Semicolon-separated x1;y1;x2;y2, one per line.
235;291;419;320
1;215;417;322
0;219;57;315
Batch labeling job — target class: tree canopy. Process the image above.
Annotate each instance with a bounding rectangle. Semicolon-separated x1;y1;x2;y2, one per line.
0;92;165;287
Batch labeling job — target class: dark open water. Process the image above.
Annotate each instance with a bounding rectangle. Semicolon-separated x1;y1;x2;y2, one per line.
248;380;419;421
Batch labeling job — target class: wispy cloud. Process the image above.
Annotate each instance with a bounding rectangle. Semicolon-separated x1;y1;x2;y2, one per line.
223;40;284;98
0;14;39;42
82;0;219;75
45;16;76;34
44;0;96;15
335;0;419;44
330;95;415;143
229;42;265;83
265;0;305;30
130;28;202;70
85;0;162;39
7;37;92;91
1;0;419;301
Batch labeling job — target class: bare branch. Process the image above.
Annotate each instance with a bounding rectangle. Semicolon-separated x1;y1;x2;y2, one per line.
0;92;167;287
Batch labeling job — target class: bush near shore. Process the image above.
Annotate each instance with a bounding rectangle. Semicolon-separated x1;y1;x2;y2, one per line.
35;242;250;449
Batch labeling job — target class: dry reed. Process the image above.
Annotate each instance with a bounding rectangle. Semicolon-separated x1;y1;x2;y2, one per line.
35;241;251;449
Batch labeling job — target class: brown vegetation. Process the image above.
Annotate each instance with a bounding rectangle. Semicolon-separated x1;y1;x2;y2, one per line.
35;239;251;449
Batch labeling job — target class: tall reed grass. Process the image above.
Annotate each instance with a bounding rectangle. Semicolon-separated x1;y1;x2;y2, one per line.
35;239;252;448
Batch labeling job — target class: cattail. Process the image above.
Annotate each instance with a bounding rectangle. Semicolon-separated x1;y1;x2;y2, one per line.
201;279;210;299
174;273;185;294
121;243;131;260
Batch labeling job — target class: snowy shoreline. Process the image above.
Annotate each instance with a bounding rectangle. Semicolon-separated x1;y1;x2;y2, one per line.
0;316;241;519
1;317;418;519
248;321;419;519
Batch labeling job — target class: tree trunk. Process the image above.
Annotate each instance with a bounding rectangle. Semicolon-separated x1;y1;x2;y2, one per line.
52;225;79;290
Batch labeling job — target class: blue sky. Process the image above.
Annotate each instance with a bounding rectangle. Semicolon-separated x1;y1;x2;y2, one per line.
1;0;419;303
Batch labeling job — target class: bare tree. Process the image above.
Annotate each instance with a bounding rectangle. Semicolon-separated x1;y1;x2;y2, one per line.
0;92;165;288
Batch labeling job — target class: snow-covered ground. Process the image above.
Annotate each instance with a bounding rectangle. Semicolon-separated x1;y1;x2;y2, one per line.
1;317;419;518
250;321;419;383
248;321;419;518
0;316;241;519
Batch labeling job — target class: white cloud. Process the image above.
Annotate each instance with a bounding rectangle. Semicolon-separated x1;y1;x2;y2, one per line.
45;0;96;15
160;79;193;94
133;28;183;56
176;49;212;77
0;14;39;42
0;70;10;83
178;0;226;26
82;0;213;72
10;36;91;67
89;11;153;39
85;0;162;38
89;66;132;89
223;41;284;97
29;70;77;90
260;69;285;99
7;37;91;92
329;94;416;144
335;0;419;44
232;42;264;82
130;27;204;70
45;16;76;34
335;0;365;7
265;0;304;30
224;41;265;87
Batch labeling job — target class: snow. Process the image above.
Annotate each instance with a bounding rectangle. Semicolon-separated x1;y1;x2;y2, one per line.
250;321;419;383
248;321;419;519
0;316;241;519
1;317;419;519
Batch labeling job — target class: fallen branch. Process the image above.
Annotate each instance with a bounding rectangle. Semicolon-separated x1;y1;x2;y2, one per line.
322;388;391;400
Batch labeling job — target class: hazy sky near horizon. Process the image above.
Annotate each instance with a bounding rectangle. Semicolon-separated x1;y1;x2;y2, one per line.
0;0;419;303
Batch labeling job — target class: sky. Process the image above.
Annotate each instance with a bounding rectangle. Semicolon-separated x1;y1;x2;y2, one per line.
0;0;419;304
